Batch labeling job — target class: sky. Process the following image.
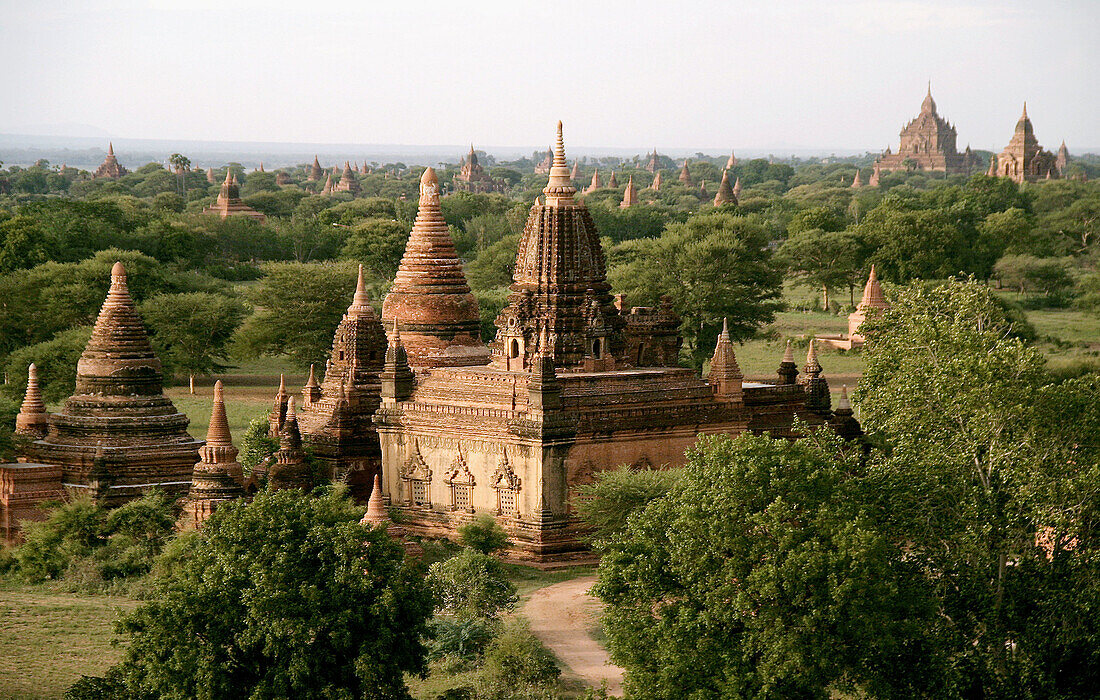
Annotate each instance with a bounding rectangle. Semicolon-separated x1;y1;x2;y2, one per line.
0;0;1096;153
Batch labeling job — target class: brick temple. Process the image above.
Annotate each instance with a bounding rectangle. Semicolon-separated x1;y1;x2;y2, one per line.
453;145;502;193
93;142;128;179
874;85;976;175
994;104;1061;183
203;170;266;222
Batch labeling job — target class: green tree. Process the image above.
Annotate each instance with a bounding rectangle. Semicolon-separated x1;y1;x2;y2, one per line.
340;218;409;279
608;212;783;364
573;466;679;541
2;326;93;404
233;262;359;368
426;547;518;621
857;279;1100;698
139;292;247;393
593;432;939;699
168;154;191;197
112;488;433;700
778;227;865;308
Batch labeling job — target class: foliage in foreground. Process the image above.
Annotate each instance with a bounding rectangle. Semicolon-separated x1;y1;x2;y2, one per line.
109;487;434;700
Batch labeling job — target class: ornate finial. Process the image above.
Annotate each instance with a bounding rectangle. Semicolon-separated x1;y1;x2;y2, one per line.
224;168;233;185
286;395;296;421
206;380;233;446
350;263;372;312
804;338;821;376
1022;101;1028;119
719;317;730;341
544;121;575;197
782;339;794;364
277;373;286;395
305;364;318;388
361;474;389;526
420;166;438;187
111;261;126;283
108;142;114;156
554;120;566;168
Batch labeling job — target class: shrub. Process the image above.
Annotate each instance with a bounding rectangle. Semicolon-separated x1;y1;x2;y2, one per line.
238;416;277;475
427;616;496;661
457;513;510;554
426;547;517;621
474;619;560;699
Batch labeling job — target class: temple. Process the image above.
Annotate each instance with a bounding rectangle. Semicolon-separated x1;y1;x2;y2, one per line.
93;143;128;179
453;146;502;193
13;263;202;507
679;161;692;185
334;161;361;194
644;149;662;173
874;85;975;175
816;266;891;350
203;170;266;222
534;147;553;174
364;123;851;559
995;104;1060;183
309;156;324;181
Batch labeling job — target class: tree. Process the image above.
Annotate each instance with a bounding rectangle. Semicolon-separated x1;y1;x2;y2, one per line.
426;547;518;621
457;513;510;554
856;279;1100;698
573;466;679;541
168;154;190;197
112;488;433;700
854;201;973;282
2;326;93;404
992;255;1074;302
608;212;783;364
593;432;940;699
232;262;359;368
139;292;247;393
340;218;409;279
778;227;865;308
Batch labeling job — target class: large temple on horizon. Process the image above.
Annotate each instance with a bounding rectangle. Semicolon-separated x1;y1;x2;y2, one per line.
993;104;1063;184
1;123;864;557
874;85;976;175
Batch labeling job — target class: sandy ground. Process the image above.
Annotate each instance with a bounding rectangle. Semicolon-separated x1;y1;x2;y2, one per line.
524;575;624;697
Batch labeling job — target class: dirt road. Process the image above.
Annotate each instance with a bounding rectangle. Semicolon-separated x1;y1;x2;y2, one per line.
524;575;624;697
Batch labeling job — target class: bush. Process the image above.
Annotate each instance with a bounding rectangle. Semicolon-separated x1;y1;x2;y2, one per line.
426;548;517;621
427;616;496;662
573;466;680;541
457;513;510;554
474;619;560;699
239;416;277;475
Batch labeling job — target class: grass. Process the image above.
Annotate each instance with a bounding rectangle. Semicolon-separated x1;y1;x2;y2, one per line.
0;588;138;699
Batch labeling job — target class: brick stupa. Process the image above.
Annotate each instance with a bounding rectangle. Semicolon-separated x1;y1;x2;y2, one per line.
995;104;1059;183
644;149;661;173
714;169;736;206
619;175;638;208
93;143;128;179
678;160;692;185
14;363;49;439
335;161;361;193
178;381;245;530
21;263;202;505
454;146;501;193
381;167;489;368
309;155;324;181
203;170;266;222
817;265;891;350
296;266;387;498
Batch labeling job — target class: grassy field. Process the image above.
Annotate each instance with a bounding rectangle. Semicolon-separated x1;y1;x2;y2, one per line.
0;588;138;699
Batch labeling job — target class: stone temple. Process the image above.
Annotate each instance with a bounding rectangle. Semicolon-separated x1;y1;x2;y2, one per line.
93;143;128;179
874;85;976;175
994;104;1060;183
453;145;502;193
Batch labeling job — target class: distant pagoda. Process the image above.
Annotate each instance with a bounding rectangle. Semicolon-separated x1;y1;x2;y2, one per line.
93;143;128;179
308;155;324;181
178;381;245;530
995;104;1060;183
334;161;361;193
203;170;266;222
678;161;692;185
453;145;501;193
20;263;202;505
620;175;638;208
381;167;489;368
534;146;553;174
874;84;975;175
644;149;662;173
713;170;736;206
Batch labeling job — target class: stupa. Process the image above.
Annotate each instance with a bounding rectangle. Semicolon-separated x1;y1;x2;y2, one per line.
309;156;324;181
203;170;266;222
269;398;313;491
851;171;863;188
732;176;742;199
726;149;737;170
381;168;489;368
649;171;662;191
607;171;619;188
19;263;202;505
644;149;662;173
585;170;600;193
93;143;128;179
453;146;500;193
534;146;553;174
678;161;692;185
620;175;638;208
14;364;49;438
816;266;891;350
178;381;246;530
570;160;581;182
713;170;736;206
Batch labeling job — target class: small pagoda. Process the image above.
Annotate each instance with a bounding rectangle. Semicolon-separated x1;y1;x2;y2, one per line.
713;170;736;206
453;146;501;193
178;381;246;530
334;162;362;194
995;104;1059;183
381;168;489;368
93;143;128;179
620;175;638;208
816;266;891;350
203;170;266;222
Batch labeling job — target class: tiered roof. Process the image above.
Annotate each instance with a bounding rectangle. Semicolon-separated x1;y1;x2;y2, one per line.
204;170;266;222
93;143;128;179
381;168;488;368
706;318;742;400
309;155;324;181
335;161;361;193
14;364;48;438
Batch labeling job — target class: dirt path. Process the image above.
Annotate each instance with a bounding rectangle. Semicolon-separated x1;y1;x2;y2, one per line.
524;575;624;697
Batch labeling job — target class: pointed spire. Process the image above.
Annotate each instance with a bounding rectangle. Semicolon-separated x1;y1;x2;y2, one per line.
305;364;318;388
650;170;662;191
587;168;599;193
347;264;375;318
836;385;850;411
224;168;233;185
851;170;863;188
714;169;735;206
803;338;822;377
732;176;742;198
620;175;638;208
987;154;997;177
15;363;49;437
259;161;265;172
280;396;301;449
608;170;619;188
679;160;692;184
708;317;742;401
543;120;577;204
726;149;737;170
278;373;287;395
206;380;232;447
570;160;581;180
782;339;794;364
361;474;390;526
777;339;799;385
108;142;114;156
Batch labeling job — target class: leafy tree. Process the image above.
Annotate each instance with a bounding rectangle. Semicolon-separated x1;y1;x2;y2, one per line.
778;227;866;308
2;326;92;404
340;218;409;279
573;466;679;541
426;547;518;621
474;619;561;699
992;255;1074;303
465;234;519;292
274;217;343;262
456;513;510;554
139;292;247;392
112;488;433;700
593;432;939;699
0;215;50;272
856;279;1100;698
608;212;783;364
233;262;359;368
239;417;278;476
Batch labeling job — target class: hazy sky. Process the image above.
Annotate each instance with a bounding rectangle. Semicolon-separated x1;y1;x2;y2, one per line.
1;0;1095;152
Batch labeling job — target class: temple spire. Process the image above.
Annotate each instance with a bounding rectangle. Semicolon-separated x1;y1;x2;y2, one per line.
361;474;389;526
543;120;576;204
620;175;638;208
777;339;799;385
347;264;375;318
714;169;735;206
108;142;114;156
178;380;245;530
707;318;742;401
206;380;232;446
